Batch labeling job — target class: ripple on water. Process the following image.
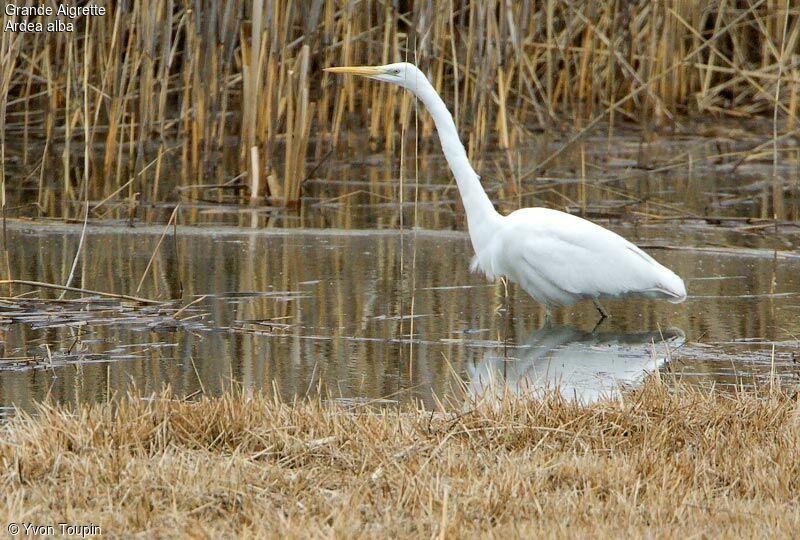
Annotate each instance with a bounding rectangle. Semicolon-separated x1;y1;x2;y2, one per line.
0;223;798;412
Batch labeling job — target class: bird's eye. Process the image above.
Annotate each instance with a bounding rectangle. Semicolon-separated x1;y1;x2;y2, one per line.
392;69;401;75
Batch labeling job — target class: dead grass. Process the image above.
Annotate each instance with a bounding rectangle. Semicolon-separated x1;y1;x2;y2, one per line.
1;380;799;537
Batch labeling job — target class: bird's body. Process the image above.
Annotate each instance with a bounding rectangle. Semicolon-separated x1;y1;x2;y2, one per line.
325;62;687;315
476;207;686;307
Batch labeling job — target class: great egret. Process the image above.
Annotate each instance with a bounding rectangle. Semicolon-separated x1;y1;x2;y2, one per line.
325;62;687;319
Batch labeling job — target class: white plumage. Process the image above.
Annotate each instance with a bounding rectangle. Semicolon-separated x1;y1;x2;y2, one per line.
326;62;687;316
477;208;686;307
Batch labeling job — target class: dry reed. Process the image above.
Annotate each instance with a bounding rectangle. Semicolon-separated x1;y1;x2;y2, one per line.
0;380;798;537
0;1;798;217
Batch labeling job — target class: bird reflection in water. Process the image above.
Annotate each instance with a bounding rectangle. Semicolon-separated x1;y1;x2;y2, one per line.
467;325;686;406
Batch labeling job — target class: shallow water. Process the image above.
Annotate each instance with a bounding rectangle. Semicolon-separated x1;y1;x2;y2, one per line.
2;123;800;413
0;222;797;413
7;124;800;234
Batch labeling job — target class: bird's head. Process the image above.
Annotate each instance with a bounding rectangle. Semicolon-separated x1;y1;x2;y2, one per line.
324;62;426;91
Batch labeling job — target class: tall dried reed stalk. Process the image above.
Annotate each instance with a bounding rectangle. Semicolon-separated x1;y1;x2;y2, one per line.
0;1;797;216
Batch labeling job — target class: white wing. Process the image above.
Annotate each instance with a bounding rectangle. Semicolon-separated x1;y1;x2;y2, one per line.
484;208;686;306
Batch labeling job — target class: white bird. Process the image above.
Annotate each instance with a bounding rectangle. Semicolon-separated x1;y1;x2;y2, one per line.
325;62;687;319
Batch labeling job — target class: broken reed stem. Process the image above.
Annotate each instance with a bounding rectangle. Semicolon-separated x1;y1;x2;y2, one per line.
173;294;208;320
60;23;93;300
136;203;181;294
772;5;790;222
0;279;163;305
249;146;260;204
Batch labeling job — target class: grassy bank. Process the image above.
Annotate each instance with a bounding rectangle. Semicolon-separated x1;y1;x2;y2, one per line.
1;381;798;537
1;1;798;214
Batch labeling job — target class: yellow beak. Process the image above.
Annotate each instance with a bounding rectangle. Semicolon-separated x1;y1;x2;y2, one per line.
324;66;385;77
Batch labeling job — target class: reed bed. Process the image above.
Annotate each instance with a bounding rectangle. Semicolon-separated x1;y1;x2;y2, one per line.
0;380;798;537
0;1;798;217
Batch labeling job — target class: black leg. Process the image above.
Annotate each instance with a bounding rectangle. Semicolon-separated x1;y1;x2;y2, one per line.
593;299;610;319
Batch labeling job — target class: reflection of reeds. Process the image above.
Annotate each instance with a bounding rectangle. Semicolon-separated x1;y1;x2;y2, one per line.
3;221;796;395
0;1;798;216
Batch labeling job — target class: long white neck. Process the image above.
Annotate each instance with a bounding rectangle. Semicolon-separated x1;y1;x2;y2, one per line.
410;78;501;255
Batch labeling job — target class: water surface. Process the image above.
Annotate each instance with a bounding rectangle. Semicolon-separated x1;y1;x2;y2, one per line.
0;222;797;413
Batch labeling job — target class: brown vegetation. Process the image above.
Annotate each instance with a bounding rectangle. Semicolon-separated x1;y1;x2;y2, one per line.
1;1;798;215
1;380;799;537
